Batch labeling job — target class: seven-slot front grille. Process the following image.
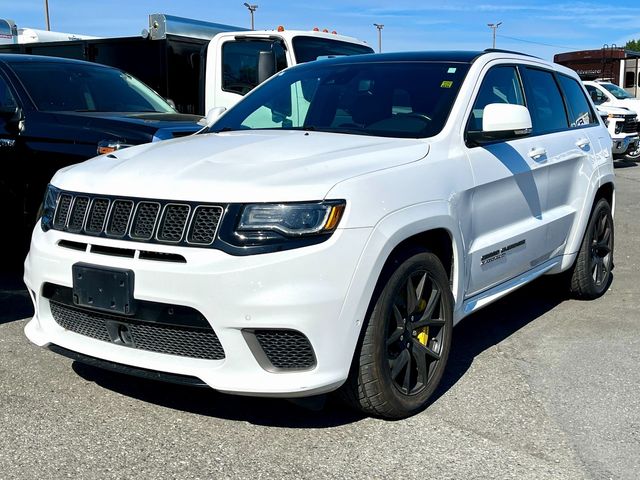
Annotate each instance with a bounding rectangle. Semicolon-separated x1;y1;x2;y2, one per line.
51;191;223;247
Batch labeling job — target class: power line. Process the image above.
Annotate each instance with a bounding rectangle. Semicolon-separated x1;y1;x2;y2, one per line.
496;34;582;51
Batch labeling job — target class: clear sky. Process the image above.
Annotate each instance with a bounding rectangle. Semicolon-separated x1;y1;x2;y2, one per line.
3;1;640;60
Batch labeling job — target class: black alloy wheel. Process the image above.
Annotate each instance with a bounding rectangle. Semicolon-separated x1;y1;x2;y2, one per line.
385;270;446;396
588;204;613;288
340;251;453;419
569;198;614;299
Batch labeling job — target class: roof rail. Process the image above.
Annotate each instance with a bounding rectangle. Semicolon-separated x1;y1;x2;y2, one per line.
482;48;540;59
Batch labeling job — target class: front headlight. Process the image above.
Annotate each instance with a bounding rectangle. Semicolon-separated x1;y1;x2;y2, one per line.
217;200;346;254
40;184;60;232
238;201;345;236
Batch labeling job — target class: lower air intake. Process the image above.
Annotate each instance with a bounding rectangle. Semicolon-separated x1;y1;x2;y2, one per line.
247;329;316;370
50;301;225;360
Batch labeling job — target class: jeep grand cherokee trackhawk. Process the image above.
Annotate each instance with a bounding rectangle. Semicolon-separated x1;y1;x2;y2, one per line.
24;51;614;418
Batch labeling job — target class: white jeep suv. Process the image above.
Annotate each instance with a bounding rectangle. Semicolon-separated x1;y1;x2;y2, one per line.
24;50;614;418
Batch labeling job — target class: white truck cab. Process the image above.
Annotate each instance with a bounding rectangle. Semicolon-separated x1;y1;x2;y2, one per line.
204;29;372;113
584;80;640;114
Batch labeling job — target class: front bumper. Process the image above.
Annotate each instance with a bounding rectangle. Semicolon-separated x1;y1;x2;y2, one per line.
611;133;639;156
24;224;372;397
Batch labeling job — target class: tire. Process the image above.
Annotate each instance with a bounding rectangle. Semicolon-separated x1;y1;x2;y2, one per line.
339;250;454;419
624;144;640;161
569;198;614;299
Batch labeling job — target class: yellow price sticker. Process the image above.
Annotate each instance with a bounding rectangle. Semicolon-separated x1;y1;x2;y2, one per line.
441;80;453;88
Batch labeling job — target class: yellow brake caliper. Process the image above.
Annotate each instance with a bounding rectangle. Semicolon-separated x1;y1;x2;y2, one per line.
416;299;429;346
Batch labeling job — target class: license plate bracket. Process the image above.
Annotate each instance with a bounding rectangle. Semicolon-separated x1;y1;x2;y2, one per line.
72;263;136;315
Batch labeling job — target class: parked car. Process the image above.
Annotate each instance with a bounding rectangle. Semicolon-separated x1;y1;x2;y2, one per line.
586;80;640;160
595;105;640;160
0;54;203;264
24;50;614;418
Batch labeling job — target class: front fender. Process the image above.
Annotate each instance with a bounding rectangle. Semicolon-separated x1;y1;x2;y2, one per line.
335;200;463;375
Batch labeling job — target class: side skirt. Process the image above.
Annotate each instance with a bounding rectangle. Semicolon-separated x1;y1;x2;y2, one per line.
455;257;561;324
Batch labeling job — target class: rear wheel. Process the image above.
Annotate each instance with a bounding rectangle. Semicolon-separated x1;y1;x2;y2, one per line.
340;251;453;419
569;198;614;299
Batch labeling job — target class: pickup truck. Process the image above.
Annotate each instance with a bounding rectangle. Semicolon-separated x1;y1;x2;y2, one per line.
0;54;202;265
0;14;374;116
596;105;640;160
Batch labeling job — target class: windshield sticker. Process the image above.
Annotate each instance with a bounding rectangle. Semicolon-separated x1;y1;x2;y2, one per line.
441;80;453;88
447;67;457;74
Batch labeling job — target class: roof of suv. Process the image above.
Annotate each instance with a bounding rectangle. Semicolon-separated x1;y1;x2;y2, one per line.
0;53;112;68
300;49;539;67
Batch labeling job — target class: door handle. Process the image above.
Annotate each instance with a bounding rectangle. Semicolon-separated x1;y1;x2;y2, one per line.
575;137;590;149
528;147;547;160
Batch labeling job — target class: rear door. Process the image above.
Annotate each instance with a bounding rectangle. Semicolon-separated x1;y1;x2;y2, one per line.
542;72;600;255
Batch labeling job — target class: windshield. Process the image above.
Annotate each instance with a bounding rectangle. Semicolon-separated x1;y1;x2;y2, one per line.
601;82;634;99
10;62;175;113
293;36;374;63
210;61;470;139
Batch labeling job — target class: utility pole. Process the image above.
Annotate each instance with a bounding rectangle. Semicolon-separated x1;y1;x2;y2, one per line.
243;3;258;31
487;21;502;49
44;0;51;31
373;23;384;53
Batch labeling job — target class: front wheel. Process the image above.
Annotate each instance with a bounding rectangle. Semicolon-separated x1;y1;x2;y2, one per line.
624;143;640;161
569;198;614;299
340;251;453;419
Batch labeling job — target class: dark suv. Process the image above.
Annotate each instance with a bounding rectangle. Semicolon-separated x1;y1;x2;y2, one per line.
0;54;202;265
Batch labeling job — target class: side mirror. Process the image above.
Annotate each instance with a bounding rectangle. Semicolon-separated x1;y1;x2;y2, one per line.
257;50;276;85
165;98;177;110
0;104;20;121
200;106;226;128
0;105;22;132
483;103;532;132
468;103;532;144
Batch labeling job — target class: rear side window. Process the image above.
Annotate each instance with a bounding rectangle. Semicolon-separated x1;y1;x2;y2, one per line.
625;71;635;88
557;75;597;128
523;68;568;134
467;66;525;132
221;40;287;95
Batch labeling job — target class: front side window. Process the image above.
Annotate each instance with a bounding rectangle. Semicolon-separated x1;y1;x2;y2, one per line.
10;62;174;113
585;85;608;105
523;68;569;135
211;61;470;139
467;65;525;132
221;40;287;95
557;75;597;128
601;82;634;99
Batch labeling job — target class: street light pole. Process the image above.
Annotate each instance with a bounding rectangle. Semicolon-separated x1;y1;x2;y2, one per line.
44;0;51;31
487;21;502;49
373;23;384;53
243;3;258;31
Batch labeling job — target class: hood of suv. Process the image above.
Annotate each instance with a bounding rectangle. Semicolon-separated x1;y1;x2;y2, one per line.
52;130;429;202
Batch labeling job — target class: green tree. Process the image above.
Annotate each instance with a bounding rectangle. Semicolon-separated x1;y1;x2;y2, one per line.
626;39;640;51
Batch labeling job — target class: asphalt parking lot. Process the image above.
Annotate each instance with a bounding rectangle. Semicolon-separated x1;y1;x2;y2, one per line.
1;162;639;480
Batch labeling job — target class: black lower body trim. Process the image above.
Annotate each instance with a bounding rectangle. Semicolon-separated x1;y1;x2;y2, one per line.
48;344;209;388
